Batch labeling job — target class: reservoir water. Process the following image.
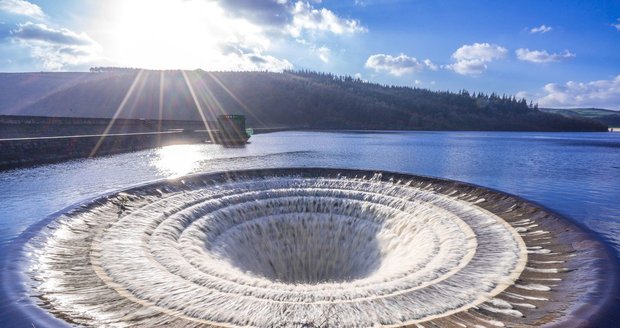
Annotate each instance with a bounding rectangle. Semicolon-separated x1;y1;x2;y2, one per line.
1;130;620;326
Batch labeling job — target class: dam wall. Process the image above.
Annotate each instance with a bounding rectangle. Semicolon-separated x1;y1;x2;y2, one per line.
0;131;207;170
0;115;285;170
0;115;210;139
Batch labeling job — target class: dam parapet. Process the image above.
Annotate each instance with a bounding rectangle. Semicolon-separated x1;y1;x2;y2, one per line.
0;130;208;170
0;114;260;170
0;115;207;139
0;115;216;170
0;114;257;170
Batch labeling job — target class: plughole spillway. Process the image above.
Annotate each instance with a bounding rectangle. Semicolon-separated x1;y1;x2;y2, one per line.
23;168;617;327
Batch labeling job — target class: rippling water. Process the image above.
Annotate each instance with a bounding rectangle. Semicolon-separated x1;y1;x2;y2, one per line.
1;131;620;326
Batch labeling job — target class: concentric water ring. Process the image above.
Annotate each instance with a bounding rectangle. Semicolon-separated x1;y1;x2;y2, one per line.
26;168;616;327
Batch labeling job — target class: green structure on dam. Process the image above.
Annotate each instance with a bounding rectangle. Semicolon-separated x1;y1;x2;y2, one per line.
214;114;251;145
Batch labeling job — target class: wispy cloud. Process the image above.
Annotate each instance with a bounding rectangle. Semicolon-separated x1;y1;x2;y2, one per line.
218;42;292;71
365;53;436;76
293;40;331;63
516;48;575;63
529;24;552;34
214;0;290;26
534;75;620;110
10;22;101;70
0;0;45;19
234;52;293;71
11;22;94;46
316;46;330;63
612;18;620;31
413;79;435;86
447;43;507;75
423;59;438;71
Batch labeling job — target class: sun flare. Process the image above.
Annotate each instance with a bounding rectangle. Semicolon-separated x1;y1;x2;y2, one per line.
100;0;266;70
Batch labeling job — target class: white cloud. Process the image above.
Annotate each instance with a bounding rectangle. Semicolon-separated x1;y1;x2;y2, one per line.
288;1;365;37
447;43;507;75
612;18;620;31
10;22;101;70
365;53;436;76
215;0;365;38
0;0;44;19
447;59;486;75
423;59;438;70
535;75;620;110
516;48;575;63
530;24;552;34
316;46;330;63
208;0;363;69
452;43;507;62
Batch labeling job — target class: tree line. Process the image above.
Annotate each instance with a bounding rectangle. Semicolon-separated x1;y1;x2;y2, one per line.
190;69;605;131
65;68;605;132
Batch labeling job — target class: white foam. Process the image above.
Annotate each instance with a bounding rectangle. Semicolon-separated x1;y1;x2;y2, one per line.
31;174;533;327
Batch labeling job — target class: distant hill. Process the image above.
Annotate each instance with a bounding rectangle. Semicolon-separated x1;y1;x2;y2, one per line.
0;70;607;132
539;107;620;127
0;72;107;115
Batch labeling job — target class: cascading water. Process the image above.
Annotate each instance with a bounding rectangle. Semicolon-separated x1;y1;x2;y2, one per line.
21;168;616;327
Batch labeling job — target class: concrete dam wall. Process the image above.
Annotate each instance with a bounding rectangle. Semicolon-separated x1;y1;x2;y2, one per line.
0;115;208;139
0;131;208;170
0;115;212;170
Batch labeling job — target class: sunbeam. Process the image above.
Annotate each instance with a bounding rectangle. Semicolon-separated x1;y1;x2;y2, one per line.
89;70;145;157
158;70;165;144
190;71;228;117
194;73;249;141
189;71;249;141
181;70;215;143
207;72;267;128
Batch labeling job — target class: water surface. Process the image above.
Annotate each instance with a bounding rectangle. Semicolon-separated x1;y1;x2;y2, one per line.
1;131;619;324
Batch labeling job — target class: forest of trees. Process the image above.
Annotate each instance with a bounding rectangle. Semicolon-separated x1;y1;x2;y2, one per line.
4;69;608;132
185;69;606;131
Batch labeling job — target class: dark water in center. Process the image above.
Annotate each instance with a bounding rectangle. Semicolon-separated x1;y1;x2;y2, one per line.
1;130;620;325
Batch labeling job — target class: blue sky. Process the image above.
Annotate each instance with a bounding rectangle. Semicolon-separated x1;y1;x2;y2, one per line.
1;0;619;109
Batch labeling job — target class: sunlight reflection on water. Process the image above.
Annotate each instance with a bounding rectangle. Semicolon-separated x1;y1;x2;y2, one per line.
154;144;205;177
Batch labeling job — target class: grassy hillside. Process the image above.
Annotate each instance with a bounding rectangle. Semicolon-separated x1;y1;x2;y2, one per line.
0;70;608;132
539;107;620;127
0;72;106;115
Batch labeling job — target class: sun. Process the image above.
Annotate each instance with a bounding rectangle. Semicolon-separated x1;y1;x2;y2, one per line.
98;0;250;70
